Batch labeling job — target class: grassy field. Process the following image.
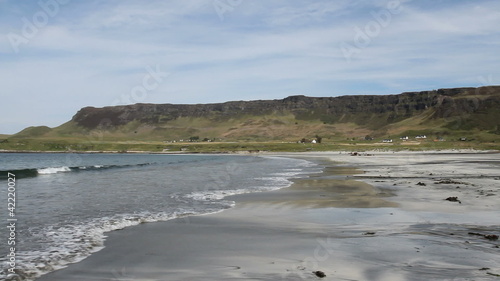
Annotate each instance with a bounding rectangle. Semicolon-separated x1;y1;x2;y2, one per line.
1;137;498;153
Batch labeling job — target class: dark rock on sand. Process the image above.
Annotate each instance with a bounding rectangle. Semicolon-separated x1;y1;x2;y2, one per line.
445;197;461;203
435;179;468;185
468;232;499;241
313;271;326;278
485;234;499;241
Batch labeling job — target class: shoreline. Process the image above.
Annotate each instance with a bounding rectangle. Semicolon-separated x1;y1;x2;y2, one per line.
33;151;500;280
1;148;498;154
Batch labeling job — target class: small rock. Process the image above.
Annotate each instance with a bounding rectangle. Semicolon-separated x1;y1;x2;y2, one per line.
445;197;461;204
468;232;498;241
416;182;426;186
484;234;499;241
435;179;467;185
363;232;376;235
313;271;326;278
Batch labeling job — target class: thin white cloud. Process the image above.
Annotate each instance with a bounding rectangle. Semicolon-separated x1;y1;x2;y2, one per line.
77;0;210;29
262;1;353;26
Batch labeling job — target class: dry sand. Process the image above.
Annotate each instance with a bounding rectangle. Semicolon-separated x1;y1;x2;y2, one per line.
35;151;500;281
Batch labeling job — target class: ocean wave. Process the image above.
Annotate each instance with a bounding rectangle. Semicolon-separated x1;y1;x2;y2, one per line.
183;166;313;202
0;208;219;281
37;166;71;174
0;163;153;179
185;189;258;201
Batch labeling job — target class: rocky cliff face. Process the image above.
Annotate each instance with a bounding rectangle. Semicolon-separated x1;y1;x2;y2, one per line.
71;86;500;133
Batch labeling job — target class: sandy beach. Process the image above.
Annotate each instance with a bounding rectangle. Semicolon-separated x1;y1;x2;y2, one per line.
35;151;500;281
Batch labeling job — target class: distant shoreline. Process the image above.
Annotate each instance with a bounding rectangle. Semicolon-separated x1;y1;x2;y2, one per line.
1;148;499;155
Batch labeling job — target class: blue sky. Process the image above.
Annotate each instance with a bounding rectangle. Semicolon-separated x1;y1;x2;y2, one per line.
1;0;499;134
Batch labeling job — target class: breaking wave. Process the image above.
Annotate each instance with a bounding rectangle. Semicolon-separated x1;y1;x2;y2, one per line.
0;163;153;179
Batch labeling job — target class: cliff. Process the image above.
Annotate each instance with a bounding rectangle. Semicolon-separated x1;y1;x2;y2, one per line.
14;86;500;141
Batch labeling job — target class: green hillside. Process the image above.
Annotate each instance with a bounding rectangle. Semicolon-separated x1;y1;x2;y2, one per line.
2;86;499;152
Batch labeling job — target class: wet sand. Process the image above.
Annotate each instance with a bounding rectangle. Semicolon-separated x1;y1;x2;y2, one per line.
35;151;500;281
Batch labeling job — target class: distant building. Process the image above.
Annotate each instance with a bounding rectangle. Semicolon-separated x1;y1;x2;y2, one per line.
400;136;409;140
415;135;427;139
382;139;393;143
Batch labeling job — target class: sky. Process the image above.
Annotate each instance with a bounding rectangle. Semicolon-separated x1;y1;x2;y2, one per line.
1;0;499;134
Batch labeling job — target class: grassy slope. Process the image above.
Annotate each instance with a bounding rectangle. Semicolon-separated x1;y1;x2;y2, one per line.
2;109;499;153
3;88;500;152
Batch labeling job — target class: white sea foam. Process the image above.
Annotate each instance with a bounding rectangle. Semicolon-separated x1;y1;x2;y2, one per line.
78;165;104;170
0;209;214;281
184;164;315;202
184;178;293;202
37;166;71;174
185;189;255;201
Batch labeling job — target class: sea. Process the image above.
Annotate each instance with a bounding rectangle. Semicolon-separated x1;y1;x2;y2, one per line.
0;153;320;281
